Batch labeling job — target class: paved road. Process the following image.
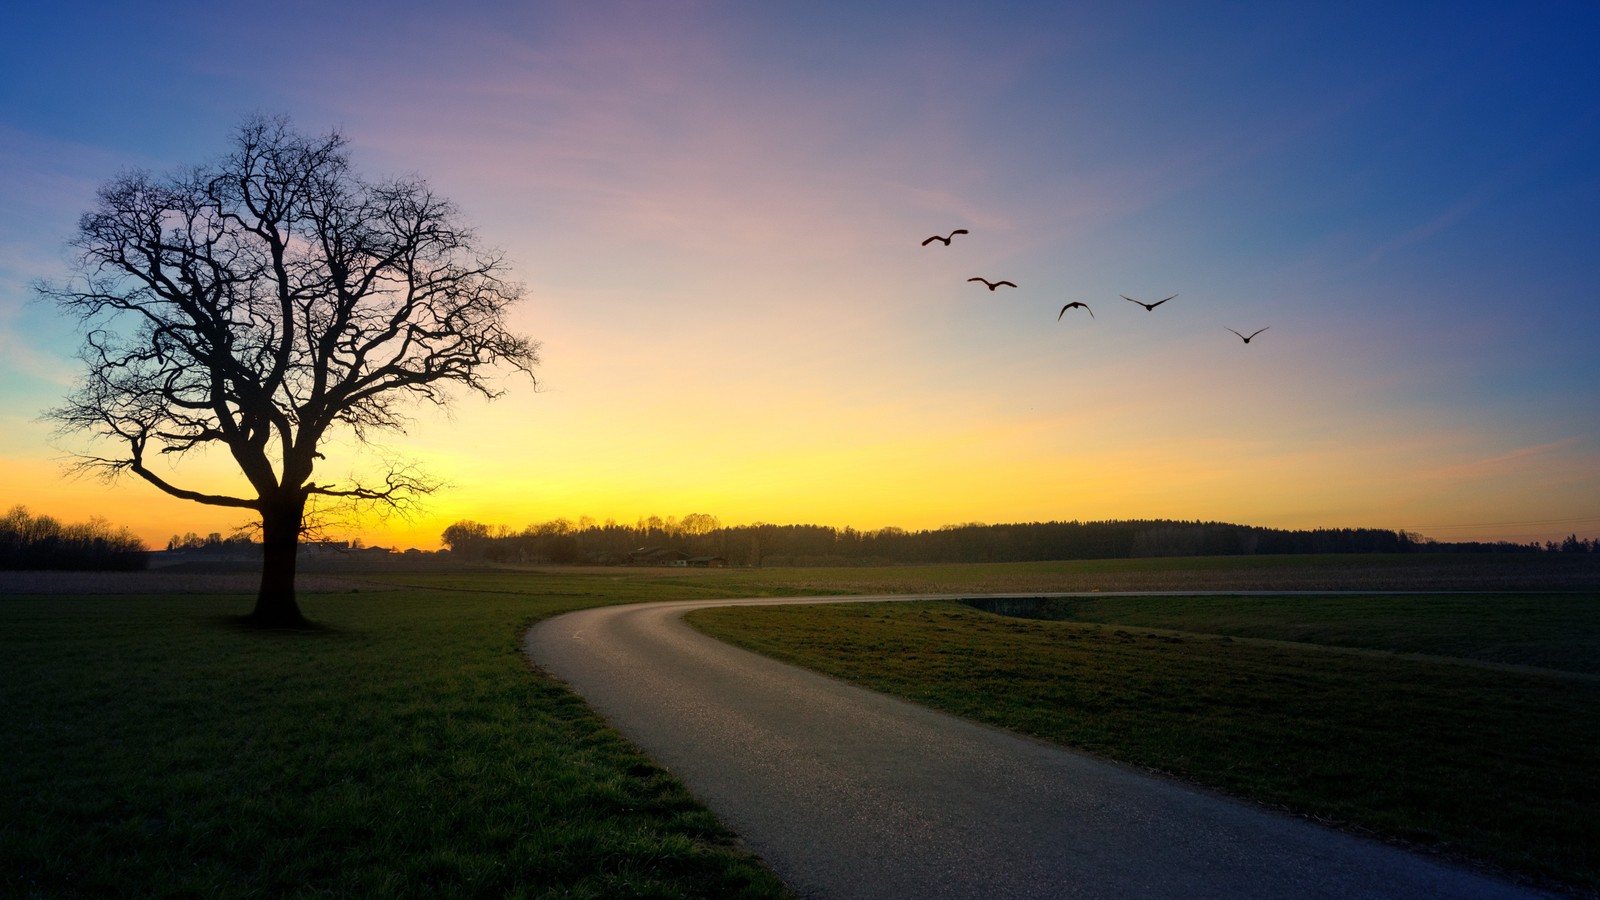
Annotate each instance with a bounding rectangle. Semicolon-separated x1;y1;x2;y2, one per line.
524;594;1555;900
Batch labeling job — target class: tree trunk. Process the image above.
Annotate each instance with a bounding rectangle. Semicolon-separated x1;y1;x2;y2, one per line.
251;496;308;627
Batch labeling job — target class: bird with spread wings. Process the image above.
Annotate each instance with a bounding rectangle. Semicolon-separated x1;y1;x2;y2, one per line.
1122;293;1177;311
969;277;1018;291
921;229;969;246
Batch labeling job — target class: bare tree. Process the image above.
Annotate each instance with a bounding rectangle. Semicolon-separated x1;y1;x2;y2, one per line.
41;116;538;626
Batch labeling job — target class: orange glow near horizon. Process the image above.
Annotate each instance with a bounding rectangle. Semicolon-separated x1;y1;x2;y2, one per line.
6;396;1595;552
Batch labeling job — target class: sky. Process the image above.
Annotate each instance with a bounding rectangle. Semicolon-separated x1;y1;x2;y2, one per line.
3;1;1598;551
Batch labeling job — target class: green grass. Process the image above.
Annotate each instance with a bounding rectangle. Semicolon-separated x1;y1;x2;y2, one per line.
1;575;794;899
5;556;1597;897
687;594;1600;893
967;592;1600;674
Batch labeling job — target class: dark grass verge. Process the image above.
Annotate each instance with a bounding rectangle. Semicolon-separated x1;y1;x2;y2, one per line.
1;579;794;899
963;592;1600;674
686;598;1600;896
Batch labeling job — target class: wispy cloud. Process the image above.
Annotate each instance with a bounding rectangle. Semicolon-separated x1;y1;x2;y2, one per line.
1417;436;1587;482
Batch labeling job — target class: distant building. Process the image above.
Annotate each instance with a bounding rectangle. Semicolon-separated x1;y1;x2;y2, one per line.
627;547;692;566
301;540;352;554
688;556;727;568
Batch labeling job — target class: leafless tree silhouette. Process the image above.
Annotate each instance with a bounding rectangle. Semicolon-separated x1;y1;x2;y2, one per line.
40;116;538;626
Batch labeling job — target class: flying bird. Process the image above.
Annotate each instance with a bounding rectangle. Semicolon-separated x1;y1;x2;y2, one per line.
968;277;1017;291
1122;293;1177;311
1058;302;1094;320
1227;327;1269;343
921;229;969;246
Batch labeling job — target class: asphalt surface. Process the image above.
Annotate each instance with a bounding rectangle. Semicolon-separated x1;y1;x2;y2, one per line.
524;594;1557;900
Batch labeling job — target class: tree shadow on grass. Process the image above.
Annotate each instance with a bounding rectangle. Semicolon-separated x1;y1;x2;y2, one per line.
208;614;352;637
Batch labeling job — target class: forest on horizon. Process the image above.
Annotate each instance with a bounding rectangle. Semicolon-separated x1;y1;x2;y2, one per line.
436;515;1593;568
6;505;1597;572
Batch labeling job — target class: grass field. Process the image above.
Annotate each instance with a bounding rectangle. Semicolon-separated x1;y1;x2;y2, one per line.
1;574;796;899
688;588;1600;895
3;555;1597;897
963;592;1600;674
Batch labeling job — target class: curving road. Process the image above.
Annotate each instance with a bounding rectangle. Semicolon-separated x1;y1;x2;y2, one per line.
524;594;1555;900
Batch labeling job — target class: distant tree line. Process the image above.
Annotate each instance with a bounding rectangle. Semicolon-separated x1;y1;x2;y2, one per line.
440;514;1593;566
165;531;264;557
0;506;147;571
1545;534;1600;554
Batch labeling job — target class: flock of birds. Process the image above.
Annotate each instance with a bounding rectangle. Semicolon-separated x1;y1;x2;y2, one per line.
921;229;1269;344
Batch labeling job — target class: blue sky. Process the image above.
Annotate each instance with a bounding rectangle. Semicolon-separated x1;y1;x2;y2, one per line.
3;1;1597;548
